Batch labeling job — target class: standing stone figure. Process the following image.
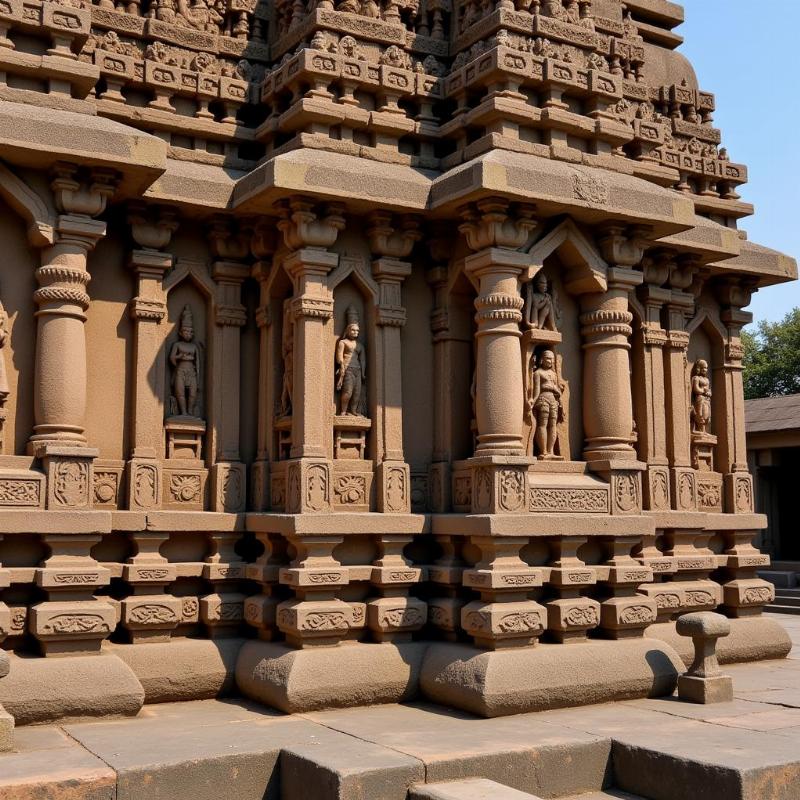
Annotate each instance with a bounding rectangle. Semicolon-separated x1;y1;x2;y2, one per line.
529;349;564;458
524;273;559;331
691;359;712;434
335;305;366;416
169;304;202;418
280;305;294;416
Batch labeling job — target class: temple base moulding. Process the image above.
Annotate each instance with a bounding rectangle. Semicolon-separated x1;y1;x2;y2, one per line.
420;638;684;718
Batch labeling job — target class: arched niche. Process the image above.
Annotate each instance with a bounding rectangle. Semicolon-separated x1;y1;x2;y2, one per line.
520;219;609;462
687;301;728;511
162;260;216;461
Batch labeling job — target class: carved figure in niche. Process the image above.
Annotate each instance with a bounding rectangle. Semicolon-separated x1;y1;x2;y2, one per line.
335;306;366;416
280;304;294;417
528;350;564;458
691;359;712;434
0;298;9;453
524;273;560;331
175;0;223;32
169;305;202;418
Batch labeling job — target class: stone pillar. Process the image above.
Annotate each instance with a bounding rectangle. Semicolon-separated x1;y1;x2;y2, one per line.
582;228;645;463
278;198;345;513
121;531;181;643
663;258;697;510
367;534;426;642
244;531;285;640
202;531;246;638
250;221;276;511
126;202;178;510
718;529;774;617
427;534;466;641
277;534;354;648
545;536;600;643
635;256;672;510
209;217;251;512
29;165;117;506
426;259;452;512
30;532;116;655
459;200;536;513
461;536;546;649
368;212;420;513
716;279;757;513
596;536;656;638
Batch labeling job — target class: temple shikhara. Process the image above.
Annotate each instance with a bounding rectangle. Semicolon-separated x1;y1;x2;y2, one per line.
0;0;796;745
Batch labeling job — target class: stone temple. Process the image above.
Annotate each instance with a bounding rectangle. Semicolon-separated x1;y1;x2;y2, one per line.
0;0;797;790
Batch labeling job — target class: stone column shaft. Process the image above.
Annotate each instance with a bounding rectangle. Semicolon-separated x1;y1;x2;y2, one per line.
466;247;528;456
29;215;105;453
581;267;642;462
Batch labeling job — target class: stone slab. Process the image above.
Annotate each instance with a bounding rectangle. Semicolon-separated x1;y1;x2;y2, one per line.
0;726;116;800
431;514;654;537
246;512;429;535
0;702;13;752
64;702;322;800
303;704;612;797
409;778;544;799
420;638;682;717
106;637;245;704
0;653;144;725
280;734;425;800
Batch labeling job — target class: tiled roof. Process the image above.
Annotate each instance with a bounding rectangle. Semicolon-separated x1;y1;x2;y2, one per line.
745;394;800;433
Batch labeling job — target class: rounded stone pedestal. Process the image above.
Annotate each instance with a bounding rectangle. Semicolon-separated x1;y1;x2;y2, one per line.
236;640;428;713
106;637;246;704
420;638;684;718
0;653;144;724
646;616;792;667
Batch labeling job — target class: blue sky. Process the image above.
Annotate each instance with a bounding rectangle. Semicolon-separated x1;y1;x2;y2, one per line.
679;0;800;324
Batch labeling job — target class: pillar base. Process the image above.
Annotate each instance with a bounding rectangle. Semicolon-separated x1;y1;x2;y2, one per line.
645;616;792;667
0;653;144;725
106;637;245;704
235;640;427;713
420;638;683;718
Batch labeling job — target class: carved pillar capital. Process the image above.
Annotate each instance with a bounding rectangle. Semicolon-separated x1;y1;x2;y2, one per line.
127;202;179;252
277;197;345;251
597;224;650;269
458;198;537;251
367;211;421;259
51;162;118;218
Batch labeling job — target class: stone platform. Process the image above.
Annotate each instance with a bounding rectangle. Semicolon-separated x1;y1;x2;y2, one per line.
1;615;798;800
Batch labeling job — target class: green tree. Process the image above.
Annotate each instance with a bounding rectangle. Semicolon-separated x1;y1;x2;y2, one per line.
743;308;800;399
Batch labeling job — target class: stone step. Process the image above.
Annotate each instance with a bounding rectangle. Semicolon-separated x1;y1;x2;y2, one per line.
759;570;798;589
559;793;648;800
409;779;545;799
774;594;800;607
768;603;800;616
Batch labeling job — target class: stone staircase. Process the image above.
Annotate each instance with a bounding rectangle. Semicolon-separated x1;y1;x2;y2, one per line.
410;782;647;799
760;567;800;615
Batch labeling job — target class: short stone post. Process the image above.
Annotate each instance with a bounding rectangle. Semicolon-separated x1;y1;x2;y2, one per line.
0;648;11;751
676;611;733;704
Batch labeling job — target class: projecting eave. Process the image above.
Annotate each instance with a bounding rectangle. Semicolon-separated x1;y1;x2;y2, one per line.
430;150;696;239
232;148;434;214
143;159;243;213
652;215;743;264
709;240;798;287
0;101;166;199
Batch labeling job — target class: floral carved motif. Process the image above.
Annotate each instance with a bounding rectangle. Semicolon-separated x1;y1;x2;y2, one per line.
529;488;609;513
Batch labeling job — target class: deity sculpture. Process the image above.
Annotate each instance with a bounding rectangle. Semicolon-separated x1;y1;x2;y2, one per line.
335;306;366;417
169;305;202;418
528;350;564;459
691;359;712;434
524;273;559;331
280;305;294;417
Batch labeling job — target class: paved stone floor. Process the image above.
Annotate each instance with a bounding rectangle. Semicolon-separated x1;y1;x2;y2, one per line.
1;615;799;800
